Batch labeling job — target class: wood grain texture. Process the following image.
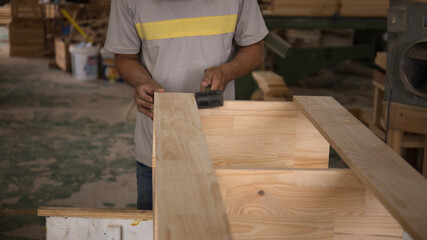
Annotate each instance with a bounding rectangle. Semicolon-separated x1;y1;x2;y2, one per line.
262;0;340;17
340;0;389;17
38;206;153;220
216;168;402;240
153;92;232;240
387;101;427;136
375;52;387;71
199;101;329;169
293;96;427;240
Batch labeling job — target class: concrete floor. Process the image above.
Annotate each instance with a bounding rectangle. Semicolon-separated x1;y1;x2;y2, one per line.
0;27;375;239
0;30;137;239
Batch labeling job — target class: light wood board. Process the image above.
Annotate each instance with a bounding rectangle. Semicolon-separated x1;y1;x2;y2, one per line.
153;92;233;240
340;0;389;17
199;101;329;169
262;0;339;17
38;206;153;220
293;96;427;240
387;101;427;136
216;168;402;240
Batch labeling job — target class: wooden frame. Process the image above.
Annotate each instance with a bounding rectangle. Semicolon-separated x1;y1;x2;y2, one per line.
153;93;427;240
39;93;426;240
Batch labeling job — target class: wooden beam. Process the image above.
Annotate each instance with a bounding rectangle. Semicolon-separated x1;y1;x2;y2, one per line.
424;140;427;178
387;102;427;136
37;206;153;220
375;52;387;70
293;96;427;240
153;92;233;240
199;101;329;169
216;168;402;240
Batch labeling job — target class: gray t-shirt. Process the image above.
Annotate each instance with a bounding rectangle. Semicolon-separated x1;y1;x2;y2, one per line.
105;0;268;167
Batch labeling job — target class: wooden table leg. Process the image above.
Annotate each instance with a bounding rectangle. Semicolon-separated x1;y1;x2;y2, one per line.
387;129;403;155
423;138;427;178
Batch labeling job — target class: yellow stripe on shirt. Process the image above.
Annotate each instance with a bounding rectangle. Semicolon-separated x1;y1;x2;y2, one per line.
135;15;237;40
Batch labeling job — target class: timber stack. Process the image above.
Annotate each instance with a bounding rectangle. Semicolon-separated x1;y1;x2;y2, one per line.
0;4;11;26
258;0;389;17
252;71;291;101
9;0;45;57
340;0;389;17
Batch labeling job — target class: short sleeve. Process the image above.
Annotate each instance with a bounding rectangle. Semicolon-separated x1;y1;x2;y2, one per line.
234;0;269;47
104;0;141;54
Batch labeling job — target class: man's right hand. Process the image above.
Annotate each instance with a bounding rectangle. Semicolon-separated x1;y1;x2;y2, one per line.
134;81;165;119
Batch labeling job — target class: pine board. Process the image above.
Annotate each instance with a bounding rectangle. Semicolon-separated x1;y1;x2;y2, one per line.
293;96;427;240
216;168;402;240
153;92;233;240
38;206;152;220
199;101;329;169
263;0;340;17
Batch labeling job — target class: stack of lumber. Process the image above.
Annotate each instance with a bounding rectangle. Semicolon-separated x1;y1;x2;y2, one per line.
9;0;46;57
0;4;11;25
258;0;389;17
341;0;389;17
260;0;340;17
285;29;322;48
252;71;291;101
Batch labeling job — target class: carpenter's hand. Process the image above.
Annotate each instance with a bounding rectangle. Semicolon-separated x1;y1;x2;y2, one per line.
134;81;165;119
200;66;229;92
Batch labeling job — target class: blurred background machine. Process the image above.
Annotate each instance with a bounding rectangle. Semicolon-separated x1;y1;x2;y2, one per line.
387;0;427;107
383;0;427;176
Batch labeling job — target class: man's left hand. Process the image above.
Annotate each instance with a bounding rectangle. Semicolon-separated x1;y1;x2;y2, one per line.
200;66;230;92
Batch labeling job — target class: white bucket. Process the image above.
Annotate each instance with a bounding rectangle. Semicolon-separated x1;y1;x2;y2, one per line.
69;43;100;81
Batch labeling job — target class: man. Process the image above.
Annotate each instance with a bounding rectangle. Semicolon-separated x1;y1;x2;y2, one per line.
105;0;268;210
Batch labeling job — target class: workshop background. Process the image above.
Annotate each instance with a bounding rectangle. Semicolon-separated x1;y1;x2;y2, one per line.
1;0;426;239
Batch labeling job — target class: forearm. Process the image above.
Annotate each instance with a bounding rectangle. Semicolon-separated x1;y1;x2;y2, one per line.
115;54;154;88
221;40;264;84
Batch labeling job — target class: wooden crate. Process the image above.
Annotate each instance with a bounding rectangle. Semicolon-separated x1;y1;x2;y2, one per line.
340;0;389;17
11;0;44;20
152;94;427;240
261;0;340;17
54;37;71;72
0;4;11;25
9;20;46;57
39;95;427;240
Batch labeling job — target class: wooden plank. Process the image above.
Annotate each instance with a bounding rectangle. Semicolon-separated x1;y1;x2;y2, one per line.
375;52;387;70
293;96;427;240
199;101;329;169
153;92;233;240
424;140;427;178
340;0;389;17
216;168;402;240
38;206;153;220
387;129;403;156
262;0;340;17
388;102;427;136
228;214;334;240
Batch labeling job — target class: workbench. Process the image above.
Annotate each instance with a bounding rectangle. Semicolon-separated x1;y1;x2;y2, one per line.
38;93;427;240
236;16;387;100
